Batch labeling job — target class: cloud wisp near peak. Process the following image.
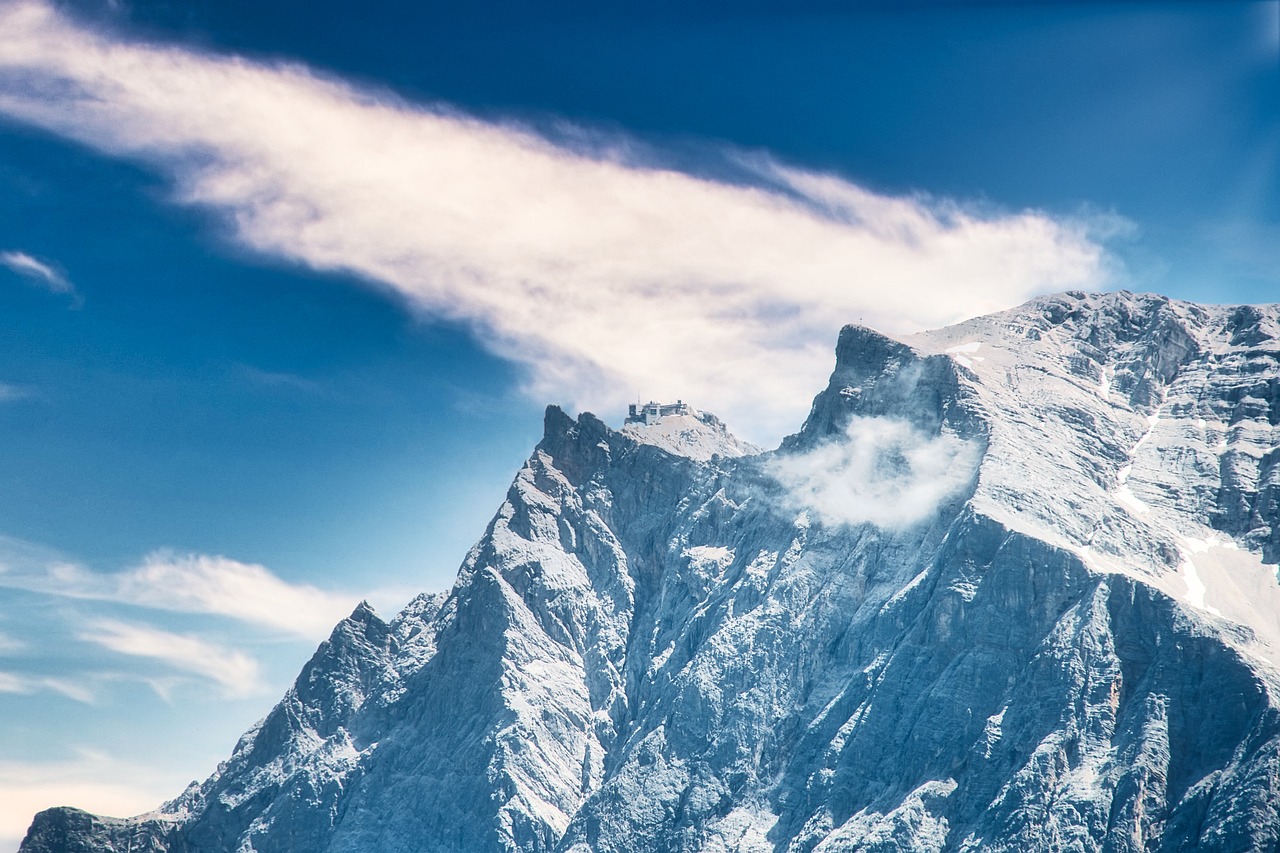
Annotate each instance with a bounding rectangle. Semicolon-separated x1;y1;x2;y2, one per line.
0;1;1116;441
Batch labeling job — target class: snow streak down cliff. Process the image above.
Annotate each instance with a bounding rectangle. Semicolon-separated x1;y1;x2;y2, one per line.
22;291;1280;852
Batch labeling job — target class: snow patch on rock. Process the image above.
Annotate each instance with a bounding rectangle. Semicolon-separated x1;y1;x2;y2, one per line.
621;409;758;461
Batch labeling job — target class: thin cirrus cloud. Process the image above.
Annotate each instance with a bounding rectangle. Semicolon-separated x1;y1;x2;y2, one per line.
0;2;1119;442
0;382;29;402
0;671;95;704
0;549;360;639
116;552;359;637
0;536;357;702
78;619;265;698
0;666;184;706
0;250;74;296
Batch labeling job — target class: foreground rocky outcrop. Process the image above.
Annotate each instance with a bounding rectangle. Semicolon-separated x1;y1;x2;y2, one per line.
24;291;1280;852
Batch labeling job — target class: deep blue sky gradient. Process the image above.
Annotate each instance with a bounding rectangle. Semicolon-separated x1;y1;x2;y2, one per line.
2;0;1271;587
0;1;1276;843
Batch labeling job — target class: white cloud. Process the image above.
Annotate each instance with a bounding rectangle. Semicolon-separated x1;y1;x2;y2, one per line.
117;552;358;637
0;250;73;295
0;665;194;705
0;548;359;639
0;1;1116;443
0;671;95;704
768;417;981;529
0;537;327;845
79;619;264;698
0;750;185;849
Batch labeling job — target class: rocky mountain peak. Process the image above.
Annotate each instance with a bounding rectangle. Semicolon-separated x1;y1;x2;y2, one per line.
21;291;1280;853
620;403;759;461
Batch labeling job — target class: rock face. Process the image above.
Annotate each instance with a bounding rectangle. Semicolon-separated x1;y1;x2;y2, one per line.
23;291;1280;852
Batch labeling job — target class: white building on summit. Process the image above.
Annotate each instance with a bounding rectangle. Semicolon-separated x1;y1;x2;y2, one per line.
625;400;692;424
620;400;761;462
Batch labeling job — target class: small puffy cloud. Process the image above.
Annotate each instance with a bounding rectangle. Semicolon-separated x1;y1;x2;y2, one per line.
769;417;981;529
79;619;264;698
0;1;1116;443
0;250;74;296
0;549;358;639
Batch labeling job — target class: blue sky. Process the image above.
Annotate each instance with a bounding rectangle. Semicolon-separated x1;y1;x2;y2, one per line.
0;0;1276;847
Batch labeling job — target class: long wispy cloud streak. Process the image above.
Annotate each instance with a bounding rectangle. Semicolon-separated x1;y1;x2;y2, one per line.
0;671;95;703
0;549;358;638
0;2;1116;440
0;250;73;295
79;619;264;698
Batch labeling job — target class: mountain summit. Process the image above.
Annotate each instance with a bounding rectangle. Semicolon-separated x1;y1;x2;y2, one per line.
23;291;1280;852
621;400;760;461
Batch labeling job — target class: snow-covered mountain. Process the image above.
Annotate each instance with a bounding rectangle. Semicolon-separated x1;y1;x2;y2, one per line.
621;405;761;461
23;291;1280;852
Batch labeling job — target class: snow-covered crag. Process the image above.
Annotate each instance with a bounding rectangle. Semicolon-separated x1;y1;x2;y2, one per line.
23;291;1280;852
621;405;761;462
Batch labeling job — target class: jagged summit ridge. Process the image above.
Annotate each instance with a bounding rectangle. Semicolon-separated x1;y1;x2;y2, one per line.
22;290;1280;853
909;292;1280;664
620;399;760;461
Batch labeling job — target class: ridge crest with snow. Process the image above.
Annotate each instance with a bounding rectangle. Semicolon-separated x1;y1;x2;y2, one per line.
22;290;1280;853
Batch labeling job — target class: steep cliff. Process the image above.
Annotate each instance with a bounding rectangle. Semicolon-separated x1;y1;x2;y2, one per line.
24;291;1280;852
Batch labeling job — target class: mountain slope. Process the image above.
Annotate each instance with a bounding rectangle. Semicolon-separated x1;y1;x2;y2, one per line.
22;291;1280;852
